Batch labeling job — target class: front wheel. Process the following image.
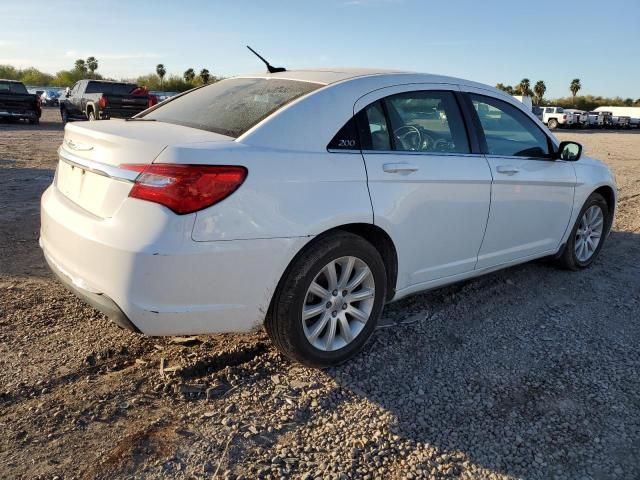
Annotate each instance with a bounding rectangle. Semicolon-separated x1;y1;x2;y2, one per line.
556;193;610;270
265;232;387;368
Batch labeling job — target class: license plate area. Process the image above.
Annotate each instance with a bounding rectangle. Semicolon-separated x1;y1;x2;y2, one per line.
56;160;133;218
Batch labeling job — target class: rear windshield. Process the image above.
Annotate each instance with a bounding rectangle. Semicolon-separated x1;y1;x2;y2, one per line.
86;81;137;95
0;81;28;94
142;78;322;138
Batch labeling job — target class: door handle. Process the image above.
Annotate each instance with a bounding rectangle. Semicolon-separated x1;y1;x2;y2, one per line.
496;165;520;175
383;163;419;174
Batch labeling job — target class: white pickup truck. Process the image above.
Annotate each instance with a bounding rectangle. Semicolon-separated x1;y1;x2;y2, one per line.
565;109;588;127
539;106;574;130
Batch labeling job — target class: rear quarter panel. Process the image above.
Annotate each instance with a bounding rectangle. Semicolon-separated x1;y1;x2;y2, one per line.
153;143;373;241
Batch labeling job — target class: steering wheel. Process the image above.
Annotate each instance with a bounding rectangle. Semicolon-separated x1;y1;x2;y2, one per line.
394;125;422;151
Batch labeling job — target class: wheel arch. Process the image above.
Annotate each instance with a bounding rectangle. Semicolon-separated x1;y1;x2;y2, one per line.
593;184;616;231
266;223;399;326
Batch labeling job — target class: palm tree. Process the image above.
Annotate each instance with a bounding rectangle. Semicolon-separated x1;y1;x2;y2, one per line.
533;80;546;105
570;78;581;105
518;78;531;97
86;57;98;78
199;68;211;84
156;64;166;88
74;59;87;74
183;68;195;83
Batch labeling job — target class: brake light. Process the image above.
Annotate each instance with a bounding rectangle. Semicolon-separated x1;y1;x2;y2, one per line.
120;164;247;214
148;95;158;108
98;95;108;108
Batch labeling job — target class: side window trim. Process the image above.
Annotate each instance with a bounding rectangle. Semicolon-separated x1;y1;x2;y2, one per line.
464;92;555;160
454;91;484;154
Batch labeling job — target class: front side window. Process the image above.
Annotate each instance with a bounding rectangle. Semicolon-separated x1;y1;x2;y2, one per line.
143;78;322;138
470;94;550;158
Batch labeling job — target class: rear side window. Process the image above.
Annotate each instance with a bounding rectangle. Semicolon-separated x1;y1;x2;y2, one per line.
470;94;550;158
0;81;28;94
85;82;136;95
143;78;322;138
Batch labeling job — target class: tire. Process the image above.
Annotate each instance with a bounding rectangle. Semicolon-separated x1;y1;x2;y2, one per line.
265;232;387;368
88;110;96;121
28;118;39;125
556;193;610;270
548;118;558;130
61;108;68;125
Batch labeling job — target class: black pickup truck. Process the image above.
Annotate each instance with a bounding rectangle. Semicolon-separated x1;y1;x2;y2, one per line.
0;80;41;124
59;80;155;123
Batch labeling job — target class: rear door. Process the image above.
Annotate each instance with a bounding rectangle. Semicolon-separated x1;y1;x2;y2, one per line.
355;85;492;290
460;89;576;269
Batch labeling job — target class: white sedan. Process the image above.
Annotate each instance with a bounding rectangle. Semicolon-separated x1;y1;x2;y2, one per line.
40;69;616;367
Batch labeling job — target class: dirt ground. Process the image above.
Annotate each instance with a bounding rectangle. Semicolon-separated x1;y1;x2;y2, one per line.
1;109;639;480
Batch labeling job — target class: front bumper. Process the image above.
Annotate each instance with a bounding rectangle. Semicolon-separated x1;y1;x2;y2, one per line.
40;184;309;336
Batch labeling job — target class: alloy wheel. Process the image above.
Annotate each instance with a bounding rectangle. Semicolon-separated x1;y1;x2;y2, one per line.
575;205;604;262
302;256;375;352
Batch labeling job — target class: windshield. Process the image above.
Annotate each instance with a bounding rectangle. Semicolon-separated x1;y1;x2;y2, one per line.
0;81;28;94
142;78;322;138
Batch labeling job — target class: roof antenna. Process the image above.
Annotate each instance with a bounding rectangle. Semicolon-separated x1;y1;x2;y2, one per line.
246;46;286;73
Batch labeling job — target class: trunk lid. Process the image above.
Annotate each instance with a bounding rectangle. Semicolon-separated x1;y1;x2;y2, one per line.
56;120;233;218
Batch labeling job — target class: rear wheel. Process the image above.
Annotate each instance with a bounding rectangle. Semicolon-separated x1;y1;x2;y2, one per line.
548;118;558;130
556;193;610;270
87;110;96;121
61;108;68;125
265;232;387;368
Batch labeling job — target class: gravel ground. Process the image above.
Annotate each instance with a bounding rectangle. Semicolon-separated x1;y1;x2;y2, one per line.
1;109;639;480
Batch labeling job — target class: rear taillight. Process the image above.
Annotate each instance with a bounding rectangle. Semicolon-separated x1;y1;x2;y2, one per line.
98;95;108;108
148;95;158;108
120;164;247;214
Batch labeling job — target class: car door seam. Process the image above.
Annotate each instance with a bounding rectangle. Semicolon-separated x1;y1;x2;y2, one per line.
474;154;494;270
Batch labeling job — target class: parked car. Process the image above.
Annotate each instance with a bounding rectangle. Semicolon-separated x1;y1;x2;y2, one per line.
594;106;640;128
565;109;588;128
0;79;41;124
150;91;179;103
587;111;605;128
532;106;544;121
59;80;157;123
40;89;61;107
540;106;574;129
611;115;631;129
40;69;617;367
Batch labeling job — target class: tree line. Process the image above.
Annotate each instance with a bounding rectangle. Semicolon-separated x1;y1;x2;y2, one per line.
0;59;218;92
496;78;640;110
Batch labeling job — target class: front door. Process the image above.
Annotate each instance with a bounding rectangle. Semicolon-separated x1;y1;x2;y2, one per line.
463;91;576;269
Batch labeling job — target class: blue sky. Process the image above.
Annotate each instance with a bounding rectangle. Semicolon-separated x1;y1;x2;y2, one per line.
1;0;639;99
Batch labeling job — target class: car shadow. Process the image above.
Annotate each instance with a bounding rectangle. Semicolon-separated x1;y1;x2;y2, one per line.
0;118;64;132
314;230;640;478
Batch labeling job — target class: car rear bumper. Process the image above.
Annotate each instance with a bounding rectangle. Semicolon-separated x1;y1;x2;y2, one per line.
0;110;38;119
43;250;141;333
40;184;308;336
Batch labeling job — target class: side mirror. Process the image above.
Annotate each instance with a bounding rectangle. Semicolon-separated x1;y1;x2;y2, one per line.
556;141;582;161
